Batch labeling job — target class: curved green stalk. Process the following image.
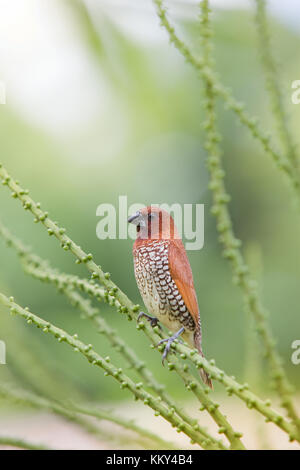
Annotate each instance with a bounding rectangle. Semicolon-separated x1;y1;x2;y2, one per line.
0;384;174;450
65;401;177;449
165;340;299;442
0;0;297;450
24;255;296;442
0;160;295;445
0;164;244;449
197;0;300;437
26;267;213;444
153;0;300;200
0;382;111;443
0;437;49;450
254;0;298;169
0;292;228;450
27;260;299;442
0;221;219;447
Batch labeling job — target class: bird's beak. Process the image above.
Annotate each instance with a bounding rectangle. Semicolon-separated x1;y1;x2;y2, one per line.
128;211;142;225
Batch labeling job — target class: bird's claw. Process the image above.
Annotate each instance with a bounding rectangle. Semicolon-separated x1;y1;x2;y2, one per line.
137;312;161;329
156;327;185;365
157;338;173;365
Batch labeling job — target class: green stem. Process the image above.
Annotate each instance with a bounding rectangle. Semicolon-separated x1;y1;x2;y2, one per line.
30;260;299;443
0;164;243;449
0;221;218;447
0;384;174;450
197;0;300;438
254;0;298;169
0;291;226;450
153;0;300;200
0;383;110;443
165;340;299;443
65;401;176;449
0;437;49;450
21;266;240;449
137;323;245;449
26;266;210;442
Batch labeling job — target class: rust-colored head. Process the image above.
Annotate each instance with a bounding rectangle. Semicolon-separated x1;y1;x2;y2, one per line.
128;206;179;240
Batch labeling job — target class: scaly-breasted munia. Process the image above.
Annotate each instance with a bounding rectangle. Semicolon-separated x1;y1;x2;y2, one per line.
128;206;212;388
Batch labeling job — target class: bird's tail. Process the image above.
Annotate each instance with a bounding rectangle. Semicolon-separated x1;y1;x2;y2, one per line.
194;330;213;390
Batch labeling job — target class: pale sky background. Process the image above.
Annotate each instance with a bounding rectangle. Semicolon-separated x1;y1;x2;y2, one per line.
0;0;299;137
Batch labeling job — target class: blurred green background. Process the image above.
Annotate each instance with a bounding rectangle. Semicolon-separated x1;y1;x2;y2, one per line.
0;0;300;409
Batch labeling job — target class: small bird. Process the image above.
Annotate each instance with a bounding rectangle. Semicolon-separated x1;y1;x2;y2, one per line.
128;206;212;388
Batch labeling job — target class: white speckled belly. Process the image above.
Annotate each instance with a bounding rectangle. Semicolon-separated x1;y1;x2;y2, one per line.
133;240;195;337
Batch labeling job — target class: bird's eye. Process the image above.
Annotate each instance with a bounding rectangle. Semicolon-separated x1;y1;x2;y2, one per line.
148;213;154;220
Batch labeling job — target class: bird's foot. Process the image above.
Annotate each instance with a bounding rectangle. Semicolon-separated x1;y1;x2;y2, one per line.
157;327;185;365
137;311;161;329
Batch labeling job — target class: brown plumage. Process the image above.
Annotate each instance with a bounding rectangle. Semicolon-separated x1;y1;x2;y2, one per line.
128;206;212;389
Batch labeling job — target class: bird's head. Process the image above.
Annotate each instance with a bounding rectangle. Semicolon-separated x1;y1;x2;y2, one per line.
128;206;179;240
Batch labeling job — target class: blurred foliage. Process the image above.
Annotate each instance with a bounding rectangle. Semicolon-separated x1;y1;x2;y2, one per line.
0;3;300;409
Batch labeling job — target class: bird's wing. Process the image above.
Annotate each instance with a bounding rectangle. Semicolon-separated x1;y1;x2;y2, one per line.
168;239;200;325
